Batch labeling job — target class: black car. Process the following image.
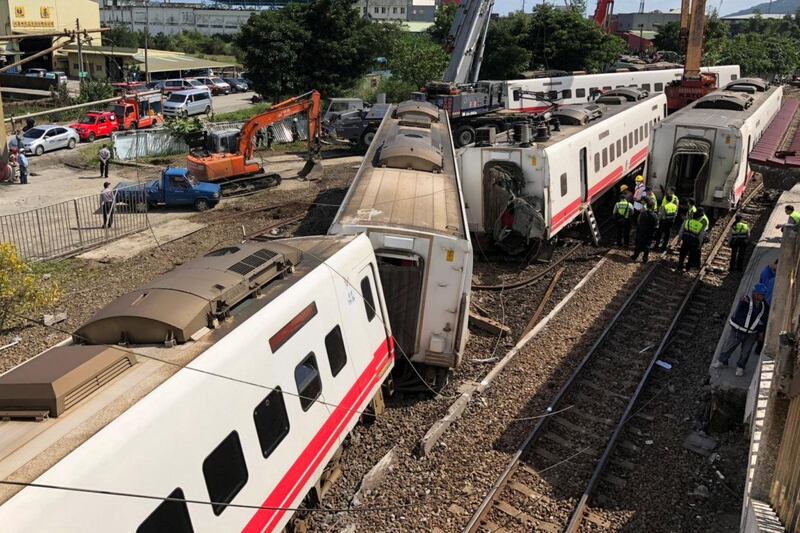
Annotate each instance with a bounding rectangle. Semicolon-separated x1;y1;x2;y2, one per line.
223;78;249;93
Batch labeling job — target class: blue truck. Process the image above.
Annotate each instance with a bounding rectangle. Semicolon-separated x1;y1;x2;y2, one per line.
115;167;221;212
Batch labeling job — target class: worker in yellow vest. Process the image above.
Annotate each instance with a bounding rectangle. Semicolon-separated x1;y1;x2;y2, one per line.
729;214;750;272
677;210;705;271
654;187;679;251
613;193;634;248
777;205;800;231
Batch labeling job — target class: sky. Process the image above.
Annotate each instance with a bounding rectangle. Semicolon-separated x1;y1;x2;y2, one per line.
492;0;762;17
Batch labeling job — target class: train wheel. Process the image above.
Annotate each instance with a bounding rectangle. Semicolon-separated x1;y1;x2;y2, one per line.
455;125;476;147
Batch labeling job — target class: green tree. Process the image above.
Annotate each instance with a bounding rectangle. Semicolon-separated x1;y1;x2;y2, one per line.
524;5;625;72
386;32;449;88
481;13;532;79
102;24;139;48
78;81;114;103
235;6;307;98
428;3;457;45
704;33;800;77
652;21;680;52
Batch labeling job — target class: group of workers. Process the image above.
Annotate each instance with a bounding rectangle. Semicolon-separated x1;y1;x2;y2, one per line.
613;174;716;270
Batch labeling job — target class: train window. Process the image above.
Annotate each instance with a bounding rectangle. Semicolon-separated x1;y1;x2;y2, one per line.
602;148;607;167
639;125;644;139
628;132;633;146
295;353;322;411
137;488;193;533
576;88;586;98
654;82;664;92
562;89;572;99
732;74;738;81
253;388;290;459
360;276;376;322
603;86;612;91
270;302;318;352
548;90;558;100
594;153;600;172
325;325;348;377
616;139;621;155
635;129;639;144
645;126;649;138
610;143;615;161
642;83;651;91
202;431;248;516
590;87;598;96
623;136;628;151
560;173;568;196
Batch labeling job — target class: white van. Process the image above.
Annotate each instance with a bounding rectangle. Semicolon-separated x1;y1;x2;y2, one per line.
163;89;213;118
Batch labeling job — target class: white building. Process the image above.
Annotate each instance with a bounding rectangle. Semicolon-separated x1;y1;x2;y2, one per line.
97;1;256;36
353;0;437;23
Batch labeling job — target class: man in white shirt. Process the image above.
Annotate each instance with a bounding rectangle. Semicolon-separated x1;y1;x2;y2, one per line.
101;181;115;228
99;144;111;179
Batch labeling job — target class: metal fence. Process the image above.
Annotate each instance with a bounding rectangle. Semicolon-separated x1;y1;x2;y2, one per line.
0;185;150;261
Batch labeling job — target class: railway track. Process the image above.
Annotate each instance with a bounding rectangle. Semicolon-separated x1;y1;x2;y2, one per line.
464;183;766;533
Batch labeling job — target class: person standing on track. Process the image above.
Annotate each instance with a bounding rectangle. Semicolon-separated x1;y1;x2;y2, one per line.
676;209;704;272
631;200;658;263
98;144;111;179
614;193;634;248
712;284;770;376
632;174;646;214
728;214;750;272
654;187;679;252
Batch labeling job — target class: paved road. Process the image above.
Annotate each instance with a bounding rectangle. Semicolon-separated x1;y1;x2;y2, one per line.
211;91;257;115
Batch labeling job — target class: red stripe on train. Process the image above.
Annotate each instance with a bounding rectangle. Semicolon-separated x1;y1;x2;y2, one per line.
588;165;623;200
243;338;393;533
735;170;754;200
550;198;582;233
629;146;649;168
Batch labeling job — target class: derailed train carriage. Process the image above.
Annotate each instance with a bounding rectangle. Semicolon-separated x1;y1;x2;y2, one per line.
0;235;394;532
458;87;668;255
648;78;782;211
329;100;473;386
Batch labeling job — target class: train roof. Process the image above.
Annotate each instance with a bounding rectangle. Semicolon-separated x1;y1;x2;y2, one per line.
660;80;781;130
332;101;466;239
476;93;665;150
0;235;359;504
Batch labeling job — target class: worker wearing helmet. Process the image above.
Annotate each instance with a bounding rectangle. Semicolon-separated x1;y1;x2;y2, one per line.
633;175;646;214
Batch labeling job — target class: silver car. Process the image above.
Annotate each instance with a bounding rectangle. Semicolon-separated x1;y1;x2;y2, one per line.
162;89;213;117
20;125;80;156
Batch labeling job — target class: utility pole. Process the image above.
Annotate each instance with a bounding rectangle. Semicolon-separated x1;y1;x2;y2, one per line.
144;0;150;83
76;19;85;82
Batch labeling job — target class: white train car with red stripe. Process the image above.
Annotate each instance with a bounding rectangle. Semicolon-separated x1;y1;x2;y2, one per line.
458;88;667;254
648;78;782;211
0;235;393;532
504;65;740;113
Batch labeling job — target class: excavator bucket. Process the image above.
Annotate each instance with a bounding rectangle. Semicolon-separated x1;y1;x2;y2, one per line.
298;154;324;181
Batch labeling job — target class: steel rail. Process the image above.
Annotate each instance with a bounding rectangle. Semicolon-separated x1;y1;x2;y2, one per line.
564;181;765;531
464;181;765;533
472;243;584;291
463;259;659;532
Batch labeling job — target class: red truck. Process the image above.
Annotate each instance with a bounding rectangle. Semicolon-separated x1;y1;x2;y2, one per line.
111;93;164;130
69;111;119;142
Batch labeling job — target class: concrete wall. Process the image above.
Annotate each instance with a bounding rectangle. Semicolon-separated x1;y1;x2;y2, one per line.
100;5;255;36
0;73;57;91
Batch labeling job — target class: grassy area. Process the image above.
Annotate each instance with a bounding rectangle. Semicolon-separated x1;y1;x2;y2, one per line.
80;143;103;167
211;102;271;123
192;54;240;65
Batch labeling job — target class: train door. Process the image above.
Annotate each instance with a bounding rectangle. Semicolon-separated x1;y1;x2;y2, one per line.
579;147;588;202
667;130;715;204
374;252;424;361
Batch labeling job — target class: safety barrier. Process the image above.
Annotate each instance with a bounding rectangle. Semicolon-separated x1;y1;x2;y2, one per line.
0;184;149;261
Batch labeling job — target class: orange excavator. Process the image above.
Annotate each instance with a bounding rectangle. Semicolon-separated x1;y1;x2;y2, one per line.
187;90;323;196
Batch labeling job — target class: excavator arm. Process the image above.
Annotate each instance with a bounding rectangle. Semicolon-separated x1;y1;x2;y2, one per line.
238;90;322;161
593;0;614;29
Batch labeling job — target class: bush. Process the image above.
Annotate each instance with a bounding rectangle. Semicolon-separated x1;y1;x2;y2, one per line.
0;243;61;332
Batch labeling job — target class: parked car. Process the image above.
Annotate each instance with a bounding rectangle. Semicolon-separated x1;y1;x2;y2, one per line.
45;71;68;84
223;78;249;92
20;125;80;155
195;77;231;95
69;111;119;142
161;79;210;95
112;82;149;95
147;80;166;91
114;167;221;212
162;89;213;118
24;68;47;78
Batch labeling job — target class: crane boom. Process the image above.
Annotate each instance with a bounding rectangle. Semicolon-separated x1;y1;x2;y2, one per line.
442;0;496;84
593;0;614;29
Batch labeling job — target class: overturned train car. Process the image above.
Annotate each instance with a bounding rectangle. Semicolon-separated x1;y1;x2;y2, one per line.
329;101;473;379
648;78;782;211
458;88;667;255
